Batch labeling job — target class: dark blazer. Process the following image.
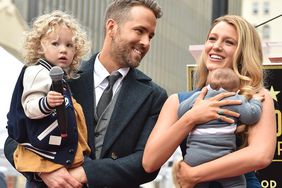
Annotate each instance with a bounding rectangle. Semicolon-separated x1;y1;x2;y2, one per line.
67;54;167;187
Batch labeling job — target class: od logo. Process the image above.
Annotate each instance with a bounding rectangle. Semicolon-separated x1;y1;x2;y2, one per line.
261;180;277;188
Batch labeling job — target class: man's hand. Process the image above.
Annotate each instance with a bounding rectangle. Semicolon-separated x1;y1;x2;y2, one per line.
39;167;82;188
69;166;88;184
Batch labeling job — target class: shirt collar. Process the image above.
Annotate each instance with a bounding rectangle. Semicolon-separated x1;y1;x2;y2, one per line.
94;54;129;87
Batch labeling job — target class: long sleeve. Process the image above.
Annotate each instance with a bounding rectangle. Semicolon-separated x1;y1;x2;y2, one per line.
236;97;262;125
178;92;200;117
21;65;53;119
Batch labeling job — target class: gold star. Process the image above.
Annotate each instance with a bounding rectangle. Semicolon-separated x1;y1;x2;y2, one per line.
269;86;280;101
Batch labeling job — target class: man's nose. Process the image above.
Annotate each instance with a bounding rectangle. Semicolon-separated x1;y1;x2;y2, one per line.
140;35;150;48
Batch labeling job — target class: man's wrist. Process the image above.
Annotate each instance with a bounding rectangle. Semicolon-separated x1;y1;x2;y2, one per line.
80;167;88;183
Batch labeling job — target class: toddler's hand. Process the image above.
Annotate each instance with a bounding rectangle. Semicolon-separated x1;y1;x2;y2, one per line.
47;91;64;108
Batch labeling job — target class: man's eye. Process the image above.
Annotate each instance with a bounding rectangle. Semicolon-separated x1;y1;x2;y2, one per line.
135;29;143;34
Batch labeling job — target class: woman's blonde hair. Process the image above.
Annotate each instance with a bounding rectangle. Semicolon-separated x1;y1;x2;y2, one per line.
23;10;90;78
195;15;263;99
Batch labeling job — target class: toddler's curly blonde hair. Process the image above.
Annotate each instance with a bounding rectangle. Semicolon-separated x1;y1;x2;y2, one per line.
23;10;90;78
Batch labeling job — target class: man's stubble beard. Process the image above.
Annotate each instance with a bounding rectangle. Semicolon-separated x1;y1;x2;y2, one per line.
111;33;142;68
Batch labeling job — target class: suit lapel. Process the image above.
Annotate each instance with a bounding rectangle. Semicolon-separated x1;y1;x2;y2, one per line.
69;57;96;153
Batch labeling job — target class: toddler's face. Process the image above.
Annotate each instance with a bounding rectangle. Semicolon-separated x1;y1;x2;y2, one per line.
41;25;76;69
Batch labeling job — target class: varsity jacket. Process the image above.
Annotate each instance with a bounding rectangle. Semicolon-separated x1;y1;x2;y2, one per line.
7;59;78;166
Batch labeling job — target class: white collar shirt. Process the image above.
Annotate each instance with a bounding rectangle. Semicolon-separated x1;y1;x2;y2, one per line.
94;54;129;105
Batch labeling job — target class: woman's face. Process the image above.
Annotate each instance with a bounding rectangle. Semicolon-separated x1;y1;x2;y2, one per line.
204;21;238;72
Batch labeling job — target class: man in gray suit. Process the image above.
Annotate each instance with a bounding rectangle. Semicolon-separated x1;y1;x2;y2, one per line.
4;0;167;187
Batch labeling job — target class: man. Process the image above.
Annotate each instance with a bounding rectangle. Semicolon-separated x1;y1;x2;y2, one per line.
4;0;167;187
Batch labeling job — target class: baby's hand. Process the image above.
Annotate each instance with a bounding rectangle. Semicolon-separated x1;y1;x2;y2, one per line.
253;93;265;102
47;91;64;108
235;124;246;134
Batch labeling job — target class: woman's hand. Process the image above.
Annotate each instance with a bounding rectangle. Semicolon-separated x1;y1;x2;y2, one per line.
185;87;241;125
176;161;196;188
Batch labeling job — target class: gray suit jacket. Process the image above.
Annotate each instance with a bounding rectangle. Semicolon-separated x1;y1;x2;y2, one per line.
68;54;168;188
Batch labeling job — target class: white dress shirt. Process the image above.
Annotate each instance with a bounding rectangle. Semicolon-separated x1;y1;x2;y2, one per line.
94;54;129;105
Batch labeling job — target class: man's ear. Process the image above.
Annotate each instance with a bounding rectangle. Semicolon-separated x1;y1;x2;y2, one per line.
106;19;117;37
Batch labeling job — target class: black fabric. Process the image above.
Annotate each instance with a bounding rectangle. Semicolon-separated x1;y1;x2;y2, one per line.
6;66;27;142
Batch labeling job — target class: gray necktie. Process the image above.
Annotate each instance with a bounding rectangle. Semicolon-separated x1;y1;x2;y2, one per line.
96;72;121;118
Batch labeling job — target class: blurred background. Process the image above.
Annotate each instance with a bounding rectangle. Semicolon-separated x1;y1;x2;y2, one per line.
1;0;282;187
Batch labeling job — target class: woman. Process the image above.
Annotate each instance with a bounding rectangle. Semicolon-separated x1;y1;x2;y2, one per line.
142;15;276;188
